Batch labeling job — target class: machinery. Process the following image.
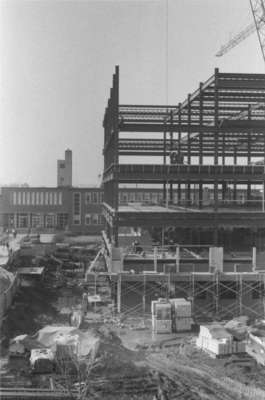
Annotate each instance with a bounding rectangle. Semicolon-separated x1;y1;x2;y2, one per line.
216;0;265;64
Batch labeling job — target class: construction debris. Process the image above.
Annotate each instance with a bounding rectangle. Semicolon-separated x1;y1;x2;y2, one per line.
196;323;246;357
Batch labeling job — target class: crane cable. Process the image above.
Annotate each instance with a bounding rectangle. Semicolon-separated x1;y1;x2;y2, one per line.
165;0;169;106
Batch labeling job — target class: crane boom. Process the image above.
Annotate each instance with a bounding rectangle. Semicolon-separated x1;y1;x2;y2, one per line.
216;0;265;63
250;0;265;63
216;22;256;57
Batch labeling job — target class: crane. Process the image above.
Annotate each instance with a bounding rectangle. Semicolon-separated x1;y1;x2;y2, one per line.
216;0;265;64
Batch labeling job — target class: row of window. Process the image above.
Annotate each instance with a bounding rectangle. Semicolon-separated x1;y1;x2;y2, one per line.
85;192;104;204
119;192;164;203
12;191;63;206
7;213;68;229
7;212;104;228
85;213;104;226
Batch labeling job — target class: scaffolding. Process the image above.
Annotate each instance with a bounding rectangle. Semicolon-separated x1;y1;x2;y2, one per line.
86;271;265;321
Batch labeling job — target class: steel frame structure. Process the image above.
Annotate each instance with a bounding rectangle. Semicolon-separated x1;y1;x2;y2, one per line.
103;66;265;247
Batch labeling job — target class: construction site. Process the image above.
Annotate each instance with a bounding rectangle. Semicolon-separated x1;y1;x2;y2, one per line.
1;0;265;399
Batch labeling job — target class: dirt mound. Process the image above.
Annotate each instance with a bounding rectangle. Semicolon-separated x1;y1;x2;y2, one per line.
90;327;147;378
224;316;249;341
1;286;60;349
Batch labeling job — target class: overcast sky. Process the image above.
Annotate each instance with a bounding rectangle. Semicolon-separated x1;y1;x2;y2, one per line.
0;0;264;187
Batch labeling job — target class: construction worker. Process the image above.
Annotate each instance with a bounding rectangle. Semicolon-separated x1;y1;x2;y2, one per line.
82;292;88;315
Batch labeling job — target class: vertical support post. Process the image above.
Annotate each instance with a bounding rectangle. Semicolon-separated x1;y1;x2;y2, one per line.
263;126;265;212
239;274;243;316
247;106;252;205
163;124;167;206
178;103;182;205
117;274;121;314
253;247;257;271
113;66;119;247
187;94;191;206
167;273;170;300
162;227;165;247
199;82;203;166
214;69;219;212
233;147;237;203
178;183;181;206
222;134;225;165
215;272;219;318
154;246;158;273
222;182;226;202
94;274;97;313
169;110;173;205
176;245;180;273
143;274;146;319
199;182;203;209
191;273;195;316
199;83;203;210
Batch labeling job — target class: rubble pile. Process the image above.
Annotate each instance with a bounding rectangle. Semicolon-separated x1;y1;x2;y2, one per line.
88;326;147;378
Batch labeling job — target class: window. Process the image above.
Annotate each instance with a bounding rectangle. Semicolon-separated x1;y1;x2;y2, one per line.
85;214;91;225
135;192;143;202
49;192;53;205
100;192;104;203
73;192;81;225
143;192;150;201
121;193;128;203
73;192;81;215
129;192;135;202
45;192;49;205
18;192;22;205
98;214;104;225
32;214;41;228
60;162;65;168
158;193;163;202
85;192;92;204
92;192;98;203
18;214;28;228
58;192;62;205
45;214;56;228
91;214;98;225
13;192;17;205
57;213;68;228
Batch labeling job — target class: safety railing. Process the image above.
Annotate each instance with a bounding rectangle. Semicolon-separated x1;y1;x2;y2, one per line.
118;164;265;176
119;199;265;211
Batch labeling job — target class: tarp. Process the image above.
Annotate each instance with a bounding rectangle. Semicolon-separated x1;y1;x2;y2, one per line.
9;334;45;355
35;325;99;358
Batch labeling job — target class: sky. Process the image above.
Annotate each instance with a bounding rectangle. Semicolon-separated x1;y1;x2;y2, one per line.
0;0;264;187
